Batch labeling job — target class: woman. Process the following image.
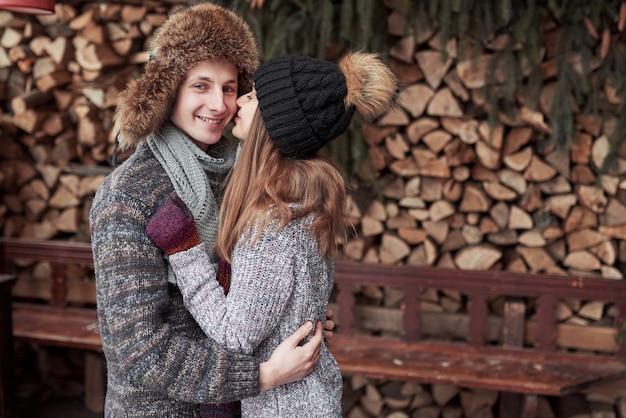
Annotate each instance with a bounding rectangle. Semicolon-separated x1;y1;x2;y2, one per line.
146;51;397;416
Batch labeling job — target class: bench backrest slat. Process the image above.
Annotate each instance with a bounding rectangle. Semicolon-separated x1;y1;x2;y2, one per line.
1;238;93;308
333;260;626;360
333;261;626;300
0;238;93;266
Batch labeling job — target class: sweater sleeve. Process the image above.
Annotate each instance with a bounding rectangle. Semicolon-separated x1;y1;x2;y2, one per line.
169;223;298;355
90;189;260;404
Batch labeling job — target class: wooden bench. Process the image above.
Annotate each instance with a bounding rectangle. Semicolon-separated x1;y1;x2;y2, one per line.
328;260;626;418
0;238;103;415
3;238;626;418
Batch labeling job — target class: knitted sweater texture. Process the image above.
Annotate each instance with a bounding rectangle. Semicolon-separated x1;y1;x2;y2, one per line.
169;213;343;417
89;143;260;418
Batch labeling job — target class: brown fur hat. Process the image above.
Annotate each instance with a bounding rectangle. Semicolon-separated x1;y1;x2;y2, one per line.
113;3;259;150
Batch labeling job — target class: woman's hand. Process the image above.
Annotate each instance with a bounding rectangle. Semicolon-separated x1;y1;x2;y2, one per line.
324;307;335;341
258;321;322;391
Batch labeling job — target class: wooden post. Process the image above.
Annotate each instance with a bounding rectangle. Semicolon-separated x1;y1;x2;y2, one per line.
0;274;17;418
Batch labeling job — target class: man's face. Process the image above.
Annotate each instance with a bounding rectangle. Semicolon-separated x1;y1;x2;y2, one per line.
171;60;239;151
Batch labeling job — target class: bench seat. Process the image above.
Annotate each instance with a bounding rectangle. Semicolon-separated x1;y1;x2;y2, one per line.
329;335;626;396
12;303;101;352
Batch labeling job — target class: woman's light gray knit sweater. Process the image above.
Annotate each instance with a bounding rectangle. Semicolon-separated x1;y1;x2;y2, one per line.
169;213;343;417
89;143;260;418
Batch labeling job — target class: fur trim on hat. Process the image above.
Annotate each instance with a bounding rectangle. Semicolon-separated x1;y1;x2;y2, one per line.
339;52;397;122
114;3;259;150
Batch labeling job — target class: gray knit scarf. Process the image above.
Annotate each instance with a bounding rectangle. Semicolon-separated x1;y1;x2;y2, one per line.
148;124;236;282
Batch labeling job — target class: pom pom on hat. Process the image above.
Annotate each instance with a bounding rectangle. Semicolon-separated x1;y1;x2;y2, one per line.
253;52;397;159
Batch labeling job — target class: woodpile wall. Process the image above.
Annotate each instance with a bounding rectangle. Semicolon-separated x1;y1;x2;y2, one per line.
0;1;625;417
343;8;626;280
0;0;181;241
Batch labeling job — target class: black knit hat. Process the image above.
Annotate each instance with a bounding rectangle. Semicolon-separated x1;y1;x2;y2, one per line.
254;52;397;159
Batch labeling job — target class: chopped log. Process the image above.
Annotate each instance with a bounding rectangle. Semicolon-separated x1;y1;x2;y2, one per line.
498;169;527;195
426;88;463;117
406;117;439;144
390;157;419;177
545;194;577;218
361;216;384;237
461;225;483;245
415;50;453;90
456;54;491;89
508;205;534;230
418;156;451;178
45;36;73;64
378;105;410;126
343;239;365;261
598;224;626;240
429;200;455;222
10;89;53;114
524;156;558;182
454;244;502;270
422;130;452;154
385;132;409;159
14;109;49;134
483;181;517;201
35;69;72;92
503;146;533;171
396;83;434;118
1;26;23;49
75;43;124;71
121;5;148;23
518;230;546;247
567;229;609;251
590;240;617;265
389;36;416;63
54;207;80;233
432;384;459;406
563;250;601;271
379;233;411;264
502;127;533;155
516;246;556;272
577;185;608;213
459;184;491;212
423;220;449;244
361;384;384;416
398;228;427;245
48;185;80;209
455;120;480;145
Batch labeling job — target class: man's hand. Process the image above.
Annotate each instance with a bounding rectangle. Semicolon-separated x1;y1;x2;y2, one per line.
259;321;322;391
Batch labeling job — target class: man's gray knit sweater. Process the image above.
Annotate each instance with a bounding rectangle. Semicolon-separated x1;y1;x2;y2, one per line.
169;214;343;417
89;143;260;418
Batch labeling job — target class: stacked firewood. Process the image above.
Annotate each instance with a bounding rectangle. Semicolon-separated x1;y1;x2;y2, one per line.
341;375;626;418
0;1;183;240
340;8;626;280
0;1;625;278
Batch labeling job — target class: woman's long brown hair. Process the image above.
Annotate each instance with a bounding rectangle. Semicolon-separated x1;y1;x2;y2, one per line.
215;108;347;263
